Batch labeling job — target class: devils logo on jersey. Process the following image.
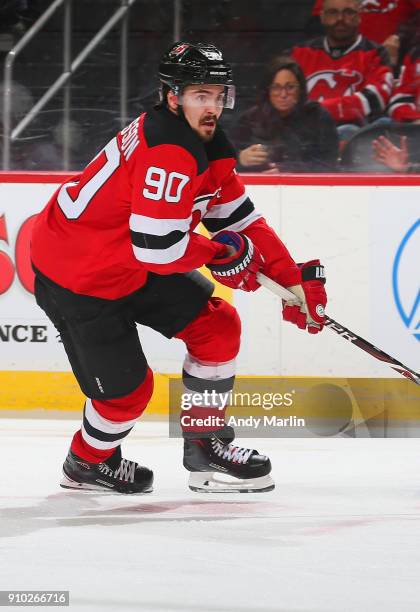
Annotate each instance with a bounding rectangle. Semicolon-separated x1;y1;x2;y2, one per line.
307;70;363;99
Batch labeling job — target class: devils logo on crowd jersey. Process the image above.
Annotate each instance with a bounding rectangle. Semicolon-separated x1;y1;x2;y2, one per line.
307;70;363;99
292;36;393;123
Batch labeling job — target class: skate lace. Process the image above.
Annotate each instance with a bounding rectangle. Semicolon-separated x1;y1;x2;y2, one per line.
98;459;136;483
212;439;253;464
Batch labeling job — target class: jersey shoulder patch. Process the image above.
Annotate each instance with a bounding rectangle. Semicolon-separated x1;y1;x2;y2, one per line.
144;108;208;174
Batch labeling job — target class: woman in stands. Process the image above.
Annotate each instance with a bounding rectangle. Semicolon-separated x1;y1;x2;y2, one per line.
230;56;339;173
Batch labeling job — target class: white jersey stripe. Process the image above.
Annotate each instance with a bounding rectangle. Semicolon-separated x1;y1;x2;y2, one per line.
203;192;248;219
210;210;262;235
355;91;370;115
129;213;192;236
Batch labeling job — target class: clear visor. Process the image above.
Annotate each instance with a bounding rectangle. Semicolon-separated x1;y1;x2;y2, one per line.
178;85;236;109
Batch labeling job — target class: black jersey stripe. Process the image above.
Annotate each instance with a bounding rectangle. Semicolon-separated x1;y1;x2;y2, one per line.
359;88;382;116
389;94;416;108
202;197;255;233
131;229;187;250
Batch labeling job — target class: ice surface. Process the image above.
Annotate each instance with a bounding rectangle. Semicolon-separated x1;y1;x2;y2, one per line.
1;418;420;612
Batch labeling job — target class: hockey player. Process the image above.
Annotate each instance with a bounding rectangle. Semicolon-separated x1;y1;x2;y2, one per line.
31;42;327;494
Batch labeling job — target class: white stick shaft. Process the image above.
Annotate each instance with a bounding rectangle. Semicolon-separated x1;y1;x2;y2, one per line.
256;272;297;301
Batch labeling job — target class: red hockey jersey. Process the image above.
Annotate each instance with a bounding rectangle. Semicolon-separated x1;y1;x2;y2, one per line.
311;0;420;43
388;46;420;121
31;108;300;299
292;35;393;124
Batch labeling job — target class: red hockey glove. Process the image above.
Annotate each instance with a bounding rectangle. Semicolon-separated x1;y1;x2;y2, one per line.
206;230;264;292
282;260;327;334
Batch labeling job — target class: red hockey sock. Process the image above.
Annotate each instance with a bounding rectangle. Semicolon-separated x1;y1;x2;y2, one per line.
70;368;154;463
70;429;116;464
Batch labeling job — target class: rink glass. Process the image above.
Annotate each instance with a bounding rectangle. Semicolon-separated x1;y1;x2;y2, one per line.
3;0;418;173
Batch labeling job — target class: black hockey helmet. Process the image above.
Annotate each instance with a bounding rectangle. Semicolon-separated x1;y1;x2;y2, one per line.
158;42;235;108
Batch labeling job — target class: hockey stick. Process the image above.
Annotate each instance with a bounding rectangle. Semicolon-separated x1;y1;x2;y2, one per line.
256;272;420;386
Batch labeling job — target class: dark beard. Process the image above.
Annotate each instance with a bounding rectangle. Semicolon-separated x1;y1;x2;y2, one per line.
196;119;218;142
196;130;215;142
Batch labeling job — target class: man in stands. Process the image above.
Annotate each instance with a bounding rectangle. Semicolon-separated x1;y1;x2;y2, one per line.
307;0;420;65
30;42;327;495
293;0;394;139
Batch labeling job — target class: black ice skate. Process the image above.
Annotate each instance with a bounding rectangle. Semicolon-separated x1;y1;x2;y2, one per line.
183;427;274;493
60;446;153;494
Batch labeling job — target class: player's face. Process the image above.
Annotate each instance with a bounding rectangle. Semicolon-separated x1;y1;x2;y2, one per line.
178;85;225;142
268;69;300;116
321;0;361;44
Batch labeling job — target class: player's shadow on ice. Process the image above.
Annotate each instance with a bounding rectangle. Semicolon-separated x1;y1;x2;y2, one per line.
0;493;284;539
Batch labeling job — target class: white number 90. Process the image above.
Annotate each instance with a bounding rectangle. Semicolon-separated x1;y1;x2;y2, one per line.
143;166;189;203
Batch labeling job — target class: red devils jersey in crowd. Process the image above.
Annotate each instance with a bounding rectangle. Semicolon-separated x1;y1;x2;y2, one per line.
388;46;420;120
311;0;420;43
31;107;299;299
292;35;393;124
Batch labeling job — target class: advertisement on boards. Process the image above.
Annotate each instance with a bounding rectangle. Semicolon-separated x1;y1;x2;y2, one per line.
370;188;419;373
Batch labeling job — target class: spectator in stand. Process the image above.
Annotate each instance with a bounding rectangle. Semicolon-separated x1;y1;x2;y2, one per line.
307;0;420;66
388;45;420;121
292;0;394;140
229;56;339;173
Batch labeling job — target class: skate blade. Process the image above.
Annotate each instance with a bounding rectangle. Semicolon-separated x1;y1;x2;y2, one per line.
60;474;109;492
188;472;275;493
60;474;153;494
